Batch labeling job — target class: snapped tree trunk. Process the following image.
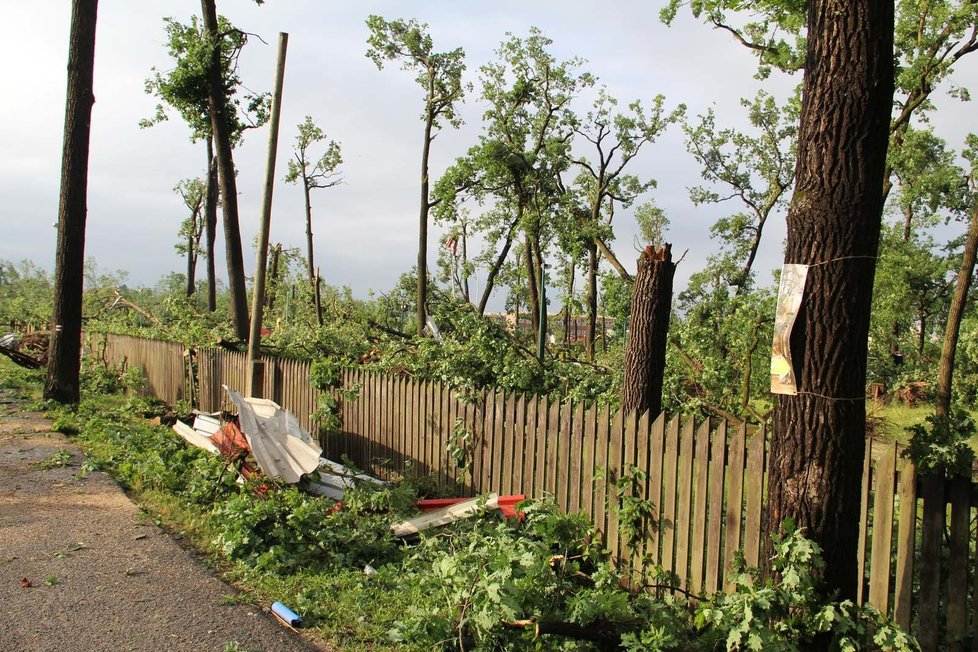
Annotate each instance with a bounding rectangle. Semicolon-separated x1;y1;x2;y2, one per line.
204;137;218;312
201;0;249;340
45;0;98;404
417;110;434;337
935;204;978;418
767;0;894;603
621;245;675;418
585;242;598;360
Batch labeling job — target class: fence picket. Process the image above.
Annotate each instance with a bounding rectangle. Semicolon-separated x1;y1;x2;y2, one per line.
868;442;896;612
675;417;695;590
722;423;746;592
661;415;680;575
705;420;726;594
742;426;765;568
948;477;971;648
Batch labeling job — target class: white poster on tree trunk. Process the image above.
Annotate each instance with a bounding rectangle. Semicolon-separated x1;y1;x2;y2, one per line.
771;264;809;395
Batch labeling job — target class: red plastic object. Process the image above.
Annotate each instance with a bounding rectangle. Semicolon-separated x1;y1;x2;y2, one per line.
415;494;526;519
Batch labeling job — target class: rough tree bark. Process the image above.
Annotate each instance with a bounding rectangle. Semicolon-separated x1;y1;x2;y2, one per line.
204;137;218;312
935;203;978;418
45;0;98;404
417;103;434;337
767;0;894;603
621;245;675;418
584;242;598;360
201;0;249;340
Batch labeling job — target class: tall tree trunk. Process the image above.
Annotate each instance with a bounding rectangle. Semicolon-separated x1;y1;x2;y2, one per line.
935;204;978;418
461;222;470;303
525;233;539;338
767;0;894;604
564;258;575;344
477;216;521;315
417;109;434;337
205;137;218;312
303;177;315;284
201;0;248;340
266;243;281;312
186;226;197;296
45;0;98;404
585;242;598;360
621;245;675;418
534;239;547;360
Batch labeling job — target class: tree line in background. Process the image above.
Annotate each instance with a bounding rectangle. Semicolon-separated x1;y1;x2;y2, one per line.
15;0;978;629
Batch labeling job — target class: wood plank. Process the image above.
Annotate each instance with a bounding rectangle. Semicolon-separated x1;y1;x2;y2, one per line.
545;398;560;498
634;410;652;580
556;400;573;511
722;423;746;592
392;493;500;537
580;403;598;524
524;395;539;496
868;442;896;612
621;409;641;582
856;436;872;605
892;455;916;629
661;415;680;575
675;417;695;590
947;476;971;649
511;394;528;495
593;405;611;537
916;474;945;652
534;396;550;498
492;391;506;493
647;412;666;566
405;378;416;473
742;425;766;568
567;402;585;513
605;408;624;564
500;392;515;495
705;420;726;594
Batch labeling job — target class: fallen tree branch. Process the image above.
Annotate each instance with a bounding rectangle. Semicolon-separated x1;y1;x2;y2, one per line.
0;344;43;369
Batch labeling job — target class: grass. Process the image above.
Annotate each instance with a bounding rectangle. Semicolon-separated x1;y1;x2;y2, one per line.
869;401;978;452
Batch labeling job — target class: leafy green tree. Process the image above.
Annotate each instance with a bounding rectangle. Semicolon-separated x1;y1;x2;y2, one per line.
198;0;267;340
142;13;269;316
173;178;206;298
436;28;592;352
571;89;683;358
366;15;467;338
0;260;53;331
284;116;343;325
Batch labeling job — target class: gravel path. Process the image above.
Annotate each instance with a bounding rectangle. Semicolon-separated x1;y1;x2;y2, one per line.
0;390;324;652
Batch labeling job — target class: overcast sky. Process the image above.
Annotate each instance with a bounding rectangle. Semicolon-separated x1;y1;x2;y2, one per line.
2;2;975;309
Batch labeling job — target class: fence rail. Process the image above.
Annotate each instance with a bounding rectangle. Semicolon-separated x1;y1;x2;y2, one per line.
92;333;978;646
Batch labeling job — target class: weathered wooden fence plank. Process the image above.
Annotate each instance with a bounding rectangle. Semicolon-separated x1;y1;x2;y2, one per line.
868;442;896;612
743;426;765;569
661;415;680;575
705;420;726;594
917;474;945;651
893;455;916;629
722;423;746;592
675;417;694;591
689;418;711;596
947;477;971;649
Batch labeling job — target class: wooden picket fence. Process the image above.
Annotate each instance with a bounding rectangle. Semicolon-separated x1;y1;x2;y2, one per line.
93;334;978;648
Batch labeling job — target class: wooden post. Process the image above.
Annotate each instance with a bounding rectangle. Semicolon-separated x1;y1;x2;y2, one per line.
246;32;288;397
